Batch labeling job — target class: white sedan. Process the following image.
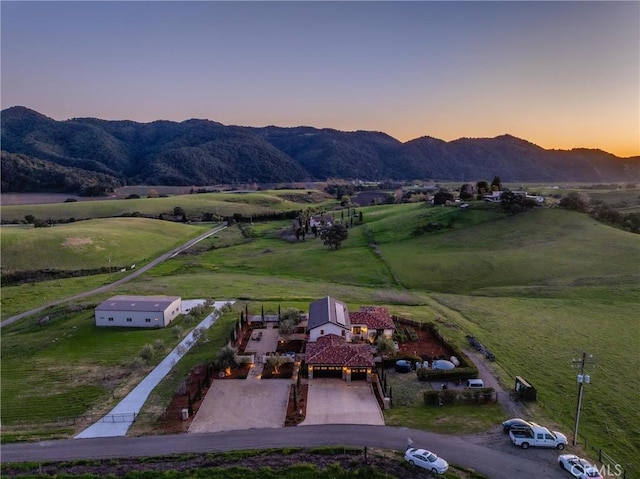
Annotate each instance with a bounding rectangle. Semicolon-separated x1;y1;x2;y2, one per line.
404;447;449;474
558;454;603;479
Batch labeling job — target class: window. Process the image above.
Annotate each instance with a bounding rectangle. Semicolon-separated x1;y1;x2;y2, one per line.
320;329;324;335
353;326;362;334
108;317;114;322
341;330;346;336
145;318;151;323
126;318;132;322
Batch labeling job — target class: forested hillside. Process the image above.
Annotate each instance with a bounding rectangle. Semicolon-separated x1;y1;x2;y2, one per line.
2;106;637;194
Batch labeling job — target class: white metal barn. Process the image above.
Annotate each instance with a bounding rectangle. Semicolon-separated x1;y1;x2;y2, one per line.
95;295;182;328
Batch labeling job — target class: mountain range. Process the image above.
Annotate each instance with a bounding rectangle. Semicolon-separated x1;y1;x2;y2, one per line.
1;106;637;194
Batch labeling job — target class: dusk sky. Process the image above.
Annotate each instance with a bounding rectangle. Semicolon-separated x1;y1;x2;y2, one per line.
2;1;638;157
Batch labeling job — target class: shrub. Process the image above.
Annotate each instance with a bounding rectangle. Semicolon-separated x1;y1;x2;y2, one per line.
140;344;155;363
129;357;145;371
172;326;183;339
423;390;441;406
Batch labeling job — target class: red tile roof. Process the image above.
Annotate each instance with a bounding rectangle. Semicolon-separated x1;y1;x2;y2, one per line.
350;306;395;330
305;334;375;368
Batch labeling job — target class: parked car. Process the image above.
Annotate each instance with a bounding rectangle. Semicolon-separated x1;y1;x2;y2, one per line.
558;454;603;479
502;418;532;433
404;447;449;474
466;378;484;388
509;424;567;449
284;351;296;360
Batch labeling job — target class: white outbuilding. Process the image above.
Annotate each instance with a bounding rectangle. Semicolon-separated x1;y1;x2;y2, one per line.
95;295;182;328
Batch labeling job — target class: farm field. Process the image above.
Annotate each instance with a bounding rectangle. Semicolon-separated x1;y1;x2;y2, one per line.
0;189;336;222
0;192;638;476
0;217;210;274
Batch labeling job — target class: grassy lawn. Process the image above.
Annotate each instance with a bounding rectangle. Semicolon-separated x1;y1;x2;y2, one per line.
1;191;637;475
381;365;506;434
384;403;506;435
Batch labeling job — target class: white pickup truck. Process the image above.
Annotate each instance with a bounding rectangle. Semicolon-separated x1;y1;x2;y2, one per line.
509;425;567;450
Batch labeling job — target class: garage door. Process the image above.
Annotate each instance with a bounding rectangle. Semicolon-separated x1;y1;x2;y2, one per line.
313;366;342;378
351;368;368;381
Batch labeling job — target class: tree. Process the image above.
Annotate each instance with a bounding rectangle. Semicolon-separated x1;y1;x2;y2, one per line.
279;318;295;336
476;180;490;199
459;183;475;201
24;214;35;224
280;307;303;324
433;189;454;205
147;189;159;198
319;223;348;250
376;335;396;357
215;345;238;376
173;206;186;217
266;354;287;375
500;189;524;214
491;176;502;191
559;192;590;213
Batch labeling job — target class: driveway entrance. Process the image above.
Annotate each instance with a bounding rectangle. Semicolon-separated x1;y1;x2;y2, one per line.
188;375;290;433
300;378;384;426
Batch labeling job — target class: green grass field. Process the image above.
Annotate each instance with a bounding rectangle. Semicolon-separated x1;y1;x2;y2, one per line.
1;193;638;475
0;189;337;222
1;217;210;273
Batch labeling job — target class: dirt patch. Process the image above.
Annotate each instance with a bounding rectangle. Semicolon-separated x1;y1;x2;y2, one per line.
63;237;94;248
395;323;452;360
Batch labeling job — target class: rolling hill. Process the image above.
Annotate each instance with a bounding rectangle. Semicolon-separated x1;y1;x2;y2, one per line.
2;106;638;193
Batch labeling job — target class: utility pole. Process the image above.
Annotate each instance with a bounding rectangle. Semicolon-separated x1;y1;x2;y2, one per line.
571;351;594;446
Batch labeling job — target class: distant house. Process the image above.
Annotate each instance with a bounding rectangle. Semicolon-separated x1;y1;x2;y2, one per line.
95;295;182;328
309;215;333;230
307;296;351;342
483;191;503;203
349;306;395;342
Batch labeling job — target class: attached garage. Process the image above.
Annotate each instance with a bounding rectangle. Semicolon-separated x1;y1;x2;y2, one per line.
305;335;375;382
350;368;369;381
310;366;343;379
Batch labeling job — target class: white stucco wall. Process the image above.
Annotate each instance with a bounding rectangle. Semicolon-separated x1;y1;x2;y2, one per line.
308;323;350;342
95;297;182;328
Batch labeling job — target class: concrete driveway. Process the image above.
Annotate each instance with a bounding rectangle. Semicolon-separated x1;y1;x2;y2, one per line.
300;379;384;426
189;376;290;433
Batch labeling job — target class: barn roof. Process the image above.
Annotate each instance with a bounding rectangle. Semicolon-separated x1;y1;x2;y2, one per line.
95;295;181;312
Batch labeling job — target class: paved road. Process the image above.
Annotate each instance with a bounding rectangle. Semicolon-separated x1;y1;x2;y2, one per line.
0;223;228;328
0;425;567;478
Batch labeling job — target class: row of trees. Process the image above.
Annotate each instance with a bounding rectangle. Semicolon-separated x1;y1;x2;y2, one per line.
560;192;640;233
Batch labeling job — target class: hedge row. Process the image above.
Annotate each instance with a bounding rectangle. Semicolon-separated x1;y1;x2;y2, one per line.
424;387;495;406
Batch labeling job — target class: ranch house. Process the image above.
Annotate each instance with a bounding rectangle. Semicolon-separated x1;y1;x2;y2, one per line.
305;297;395;382
95;295;182;328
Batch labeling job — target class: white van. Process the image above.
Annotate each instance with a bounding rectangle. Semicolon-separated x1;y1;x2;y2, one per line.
466;379;484;388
